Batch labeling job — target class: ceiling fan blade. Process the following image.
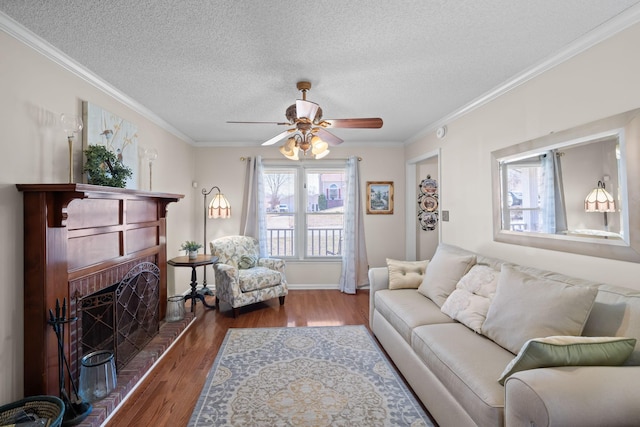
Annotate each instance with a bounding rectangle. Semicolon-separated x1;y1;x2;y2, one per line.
315;128;344;146
323;118;383;128
227;121;290;125
261;129;294;146
296;100;320;120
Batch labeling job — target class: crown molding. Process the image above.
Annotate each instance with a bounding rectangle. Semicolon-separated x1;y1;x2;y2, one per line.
404;3;640;146
0;11;195;145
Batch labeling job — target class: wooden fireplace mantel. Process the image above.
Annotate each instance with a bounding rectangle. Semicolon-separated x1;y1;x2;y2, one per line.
17;183;184;396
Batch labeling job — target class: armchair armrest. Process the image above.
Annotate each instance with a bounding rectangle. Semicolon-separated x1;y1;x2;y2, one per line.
215;263;238;278
258;257;285;273
505;366;640;426
368;267;389;329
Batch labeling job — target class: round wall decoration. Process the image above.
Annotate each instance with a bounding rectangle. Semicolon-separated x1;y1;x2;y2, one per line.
418;175;439;231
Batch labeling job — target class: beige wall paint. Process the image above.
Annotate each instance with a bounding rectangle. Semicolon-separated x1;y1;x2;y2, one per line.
406;22;640;290
0;32;196;403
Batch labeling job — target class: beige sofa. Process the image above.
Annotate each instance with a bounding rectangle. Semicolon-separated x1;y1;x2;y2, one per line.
369;243;640;427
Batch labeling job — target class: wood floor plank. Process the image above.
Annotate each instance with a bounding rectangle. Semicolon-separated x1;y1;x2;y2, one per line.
105;289;370;426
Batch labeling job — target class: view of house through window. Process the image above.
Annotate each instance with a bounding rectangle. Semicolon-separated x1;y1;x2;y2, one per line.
264;165;345;259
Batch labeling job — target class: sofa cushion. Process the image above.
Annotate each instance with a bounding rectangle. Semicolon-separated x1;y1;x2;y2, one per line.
412;323;514;427
386;258;428;289
374;289;454;344
498;336;636;385
583;284;640;365
440;264;499;333
482;266;598;354
417;244;476;307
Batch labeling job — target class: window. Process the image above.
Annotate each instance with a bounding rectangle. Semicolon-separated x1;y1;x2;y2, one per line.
263;163;346;259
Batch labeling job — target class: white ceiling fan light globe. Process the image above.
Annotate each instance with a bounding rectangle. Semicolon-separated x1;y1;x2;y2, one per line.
314;149;330;159
312;139;328;155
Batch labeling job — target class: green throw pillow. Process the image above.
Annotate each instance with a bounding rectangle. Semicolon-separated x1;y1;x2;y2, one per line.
238;255;257;269
498;336;637;385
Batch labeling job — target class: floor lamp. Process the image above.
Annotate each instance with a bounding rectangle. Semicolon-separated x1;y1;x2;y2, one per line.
202;186;231;293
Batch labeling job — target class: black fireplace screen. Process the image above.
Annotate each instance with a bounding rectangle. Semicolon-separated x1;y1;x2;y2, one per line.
80;262;160;371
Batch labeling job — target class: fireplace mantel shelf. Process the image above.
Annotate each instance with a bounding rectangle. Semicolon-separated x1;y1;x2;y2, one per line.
16;183;183;227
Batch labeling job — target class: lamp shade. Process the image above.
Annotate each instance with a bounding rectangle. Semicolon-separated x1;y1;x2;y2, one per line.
584;181;616;213
209;192;231;218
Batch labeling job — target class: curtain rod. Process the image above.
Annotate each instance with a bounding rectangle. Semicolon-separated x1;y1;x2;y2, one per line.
240;156;362;161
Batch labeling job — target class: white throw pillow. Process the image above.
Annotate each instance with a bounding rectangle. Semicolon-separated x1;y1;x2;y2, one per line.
482;266;598;354
417;245;476;307
386;258;428;289
441;264;499;333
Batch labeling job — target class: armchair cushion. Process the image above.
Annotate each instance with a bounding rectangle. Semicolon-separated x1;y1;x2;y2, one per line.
238;267;282;292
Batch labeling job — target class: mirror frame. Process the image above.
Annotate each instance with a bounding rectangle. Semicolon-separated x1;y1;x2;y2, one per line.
491;108;640;263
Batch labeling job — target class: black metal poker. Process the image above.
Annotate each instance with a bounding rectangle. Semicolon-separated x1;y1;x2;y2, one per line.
47;298;92;426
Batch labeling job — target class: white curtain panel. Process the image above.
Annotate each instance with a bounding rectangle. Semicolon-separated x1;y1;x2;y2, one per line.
242;156;268;256
339;156;369;293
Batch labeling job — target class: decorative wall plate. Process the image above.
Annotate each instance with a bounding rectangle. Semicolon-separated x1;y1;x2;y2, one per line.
420;178;438;195
420;195;438;212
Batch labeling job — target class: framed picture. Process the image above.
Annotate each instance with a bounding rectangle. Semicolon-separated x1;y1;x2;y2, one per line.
367;181;394;214
82;101;139;189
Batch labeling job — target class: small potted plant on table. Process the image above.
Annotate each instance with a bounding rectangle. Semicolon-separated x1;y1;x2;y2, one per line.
180;241;203;260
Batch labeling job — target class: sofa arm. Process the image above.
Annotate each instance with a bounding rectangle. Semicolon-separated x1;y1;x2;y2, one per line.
368;267;389;329
504;366;640;426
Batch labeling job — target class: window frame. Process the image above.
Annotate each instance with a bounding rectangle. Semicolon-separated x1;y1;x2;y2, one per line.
263;160;347;261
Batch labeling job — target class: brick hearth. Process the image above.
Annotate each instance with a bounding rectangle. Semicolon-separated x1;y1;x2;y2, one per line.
79;313;194;427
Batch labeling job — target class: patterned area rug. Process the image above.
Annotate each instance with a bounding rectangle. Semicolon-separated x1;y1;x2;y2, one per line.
188;325;433;426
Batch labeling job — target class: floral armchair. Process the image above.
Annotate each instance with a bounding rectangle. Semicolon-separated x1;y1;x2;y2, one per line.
210;235;288;317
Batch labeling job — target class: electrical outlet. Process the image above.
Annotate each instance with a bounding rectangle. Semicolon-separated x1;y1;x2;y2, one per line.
442;210;450;221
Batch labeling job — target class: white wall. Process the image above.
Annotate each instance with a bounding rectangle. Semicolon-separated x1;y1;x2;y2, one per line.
406;22;640;290
0;31;197;403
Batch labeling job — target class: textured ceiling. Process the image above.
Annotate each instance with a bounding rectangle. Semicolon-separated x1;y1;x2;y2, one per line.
1;1;640;146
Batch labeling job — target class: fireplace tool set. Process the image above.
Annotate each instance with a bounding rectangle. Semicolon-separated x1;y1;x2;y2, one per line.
47;298;92;426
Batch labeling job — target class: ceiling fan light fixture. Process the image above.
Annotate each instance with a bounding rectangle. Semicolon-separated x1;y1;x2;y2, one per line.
312;139;328;155
279;139;299;160
314;149;330;159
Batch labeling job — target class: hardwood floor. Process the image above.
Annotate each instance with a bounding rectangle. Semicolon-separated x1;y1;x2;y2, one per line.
105;289;371;426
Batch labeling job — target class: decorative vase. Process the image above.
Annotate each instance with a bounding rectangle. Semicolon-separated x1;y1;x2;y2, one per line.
78;350;117;403
165;295;186;322
188;250;198;260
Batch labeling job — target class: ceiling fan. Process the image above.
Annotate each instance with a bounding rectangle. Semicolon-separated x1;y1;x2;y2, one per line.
227;81;383;159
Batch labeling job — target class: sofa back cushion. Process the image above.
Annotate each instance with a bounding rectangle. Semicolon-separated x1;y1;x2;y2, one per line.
417;244;476;307
583;284;640;365
482;266;598;354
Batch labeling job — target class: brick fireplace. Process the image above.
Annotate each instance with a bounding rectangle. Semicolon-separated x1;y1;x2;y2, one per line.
17;184;184;411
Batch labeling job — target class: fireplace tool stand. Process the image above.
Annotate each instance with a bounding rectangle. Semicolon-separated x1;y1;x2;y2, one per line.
47;298;92;426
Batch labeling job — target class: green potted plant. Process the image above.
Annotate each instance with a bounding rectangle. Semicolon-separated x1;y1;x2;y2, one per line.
180;241;203;260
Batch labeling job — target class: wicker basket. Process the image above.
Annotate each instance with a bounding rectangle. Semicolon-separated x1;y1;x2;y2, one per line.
0;395;64;427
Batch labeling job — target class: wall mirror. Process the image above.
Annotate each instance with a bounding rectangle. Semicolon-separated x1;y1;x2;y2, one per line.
491;107;640;262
